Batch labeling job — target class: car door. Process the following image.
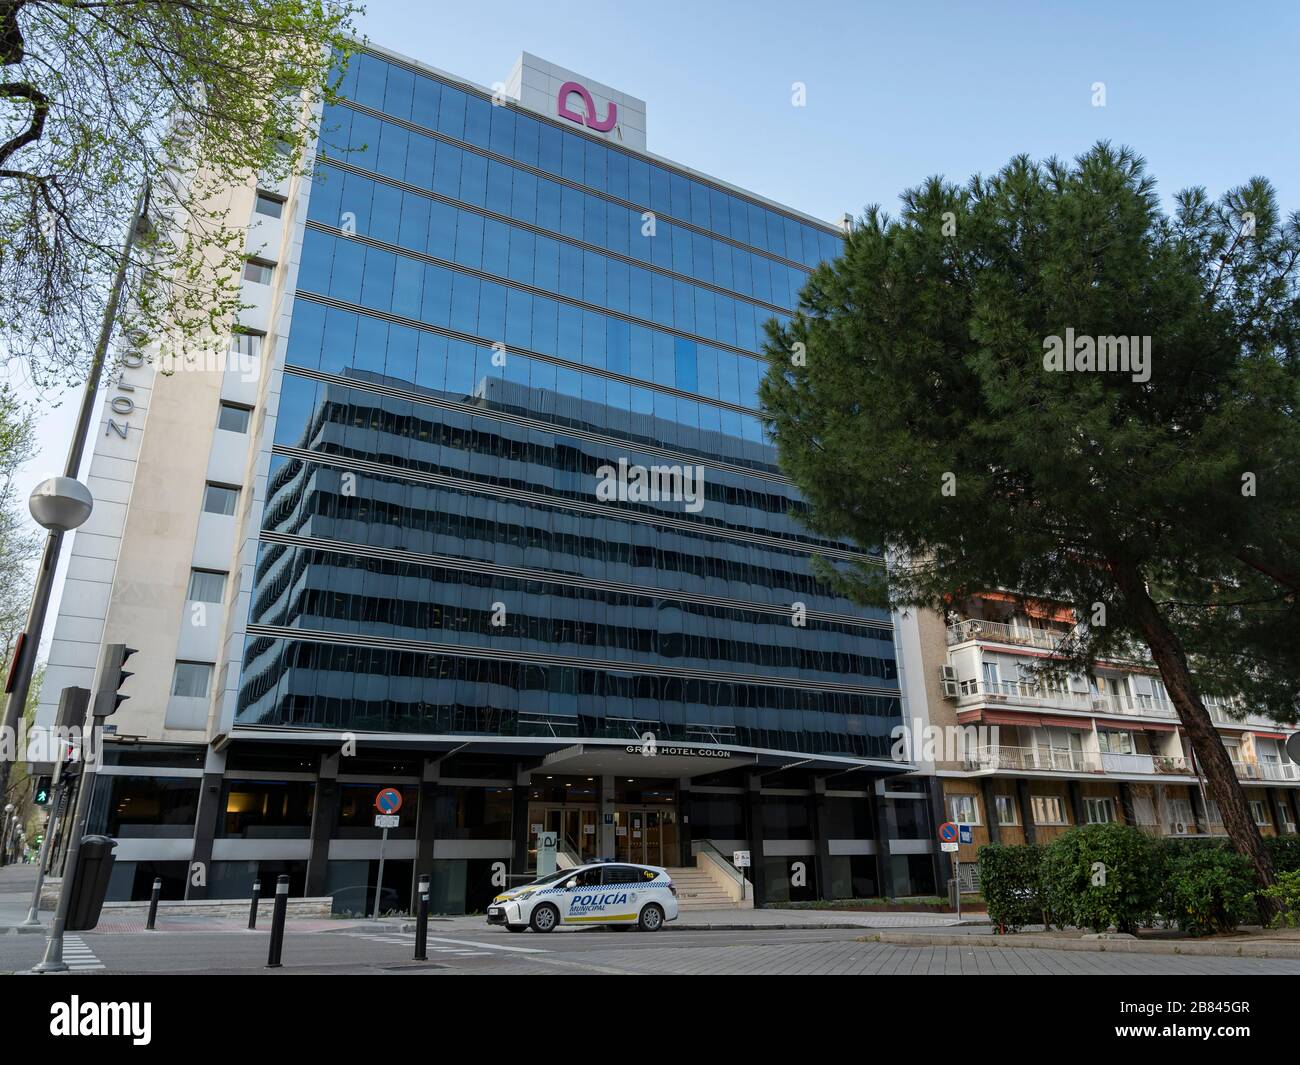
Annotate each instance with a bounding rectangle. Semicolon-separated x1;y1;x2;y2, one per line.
559;866;604;924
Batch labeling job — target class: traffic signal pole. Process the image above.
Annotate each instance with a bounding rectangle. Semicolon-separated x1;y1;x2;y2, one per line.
21;686;88;929
33;649;134;972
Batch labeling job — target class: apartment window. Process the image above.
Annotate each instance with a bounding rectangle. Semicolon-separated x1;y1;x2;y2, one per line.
171;661;213;699
981;661;1000;690
242;258;275;284
1133;795;1157;825
1204;800;1224;827
994;794;1019;826
1030;795;1066;825
217;402;252;434
254;192;284;219
186;569;227;604
1085;797;1116;824
1167;799;1194;833
231;331;263;359
1250;801;1271;827
1097;730;1134;755
946;794;979;825
202;482;239;516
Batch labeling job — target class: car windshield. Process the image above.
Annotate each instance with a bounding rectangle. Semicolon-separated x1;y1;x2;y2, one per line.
524;868;576;888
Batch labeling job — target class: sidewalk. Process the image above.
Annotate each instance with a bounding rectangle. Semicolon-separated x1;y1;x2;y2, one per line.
861;927;1300;959
394;908;989;934
0;862;44;933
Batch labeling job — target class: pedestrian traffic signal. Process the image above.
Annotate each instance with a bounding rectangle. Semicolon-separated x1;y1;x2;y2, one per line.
34;775;52;805
91;643;137;718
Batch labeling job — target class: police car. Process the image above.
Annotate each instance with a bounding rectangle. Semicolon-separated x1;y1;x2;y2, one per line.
486;861;678;933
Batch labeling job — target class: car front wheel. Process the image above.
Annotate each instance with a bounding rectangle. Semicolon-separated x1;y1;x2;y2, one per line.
530;903;560;933
638;903;664;932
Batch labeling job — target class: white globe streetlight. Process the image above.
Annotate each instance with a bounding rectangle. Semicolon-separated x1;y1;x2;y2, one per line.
28;477;94;534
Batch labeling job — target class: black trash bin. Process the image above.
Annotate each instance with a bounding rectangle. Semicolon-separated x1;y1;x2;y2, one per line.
66;835;118;931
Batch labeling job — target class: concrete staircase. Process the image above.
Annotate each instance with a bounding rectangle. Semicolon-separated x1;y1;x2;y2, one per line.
665;866;749;910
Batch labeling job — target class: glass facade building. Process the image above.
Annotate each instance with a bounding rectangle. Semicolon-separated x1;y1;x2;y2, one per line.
68;46;939;909
236;49;905;762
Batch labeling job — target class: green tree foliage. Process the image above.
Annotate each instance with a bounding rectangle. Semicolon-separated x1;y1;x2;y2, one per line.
762;144;1300;904
977;841;1045;933
1040;824;1161;933
0;0;361;384
1161;841;1257;936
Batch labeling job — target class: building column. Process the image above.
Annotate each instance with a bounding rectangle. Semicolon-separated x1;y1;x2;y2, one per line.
677;777;694;866
810;777;832;901
870;782;892;896
1270;789;1291;836
599;775;616;860
980;779;1000;844
305;753;340;897
1016;779;1036;844
512;765;532;876
1066;780;1085;827
414;758;439;895
1117;782;1136;826
185;747;226;900
925;776;947;896
743;772;766;907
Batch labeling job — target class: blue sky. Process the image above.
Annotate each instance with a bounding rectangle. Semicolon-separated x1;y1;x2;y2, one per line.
10;0;1299;649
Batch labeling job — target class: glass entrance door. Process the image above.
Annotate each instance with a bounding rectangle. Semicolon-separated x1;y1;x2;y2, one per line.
535;805;599;866
615;808;678;865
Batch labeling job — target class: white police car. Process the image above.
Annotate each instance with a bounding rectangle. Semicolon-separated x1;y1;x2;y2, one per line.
486;862;678;933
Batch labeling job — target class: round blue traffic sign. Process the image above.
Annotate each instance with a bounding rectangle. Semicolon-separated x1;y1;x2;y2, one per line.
375;787;403;814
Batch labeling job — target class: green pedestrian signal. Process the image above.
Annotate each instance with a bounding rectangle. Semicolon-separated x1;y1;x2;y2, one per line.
34;775;53;805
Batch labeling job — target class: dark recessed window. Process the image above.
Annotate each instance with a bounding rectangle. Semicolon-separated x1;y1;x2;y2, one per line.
242;259;275;284
254;192;285;219
202;482;239;516
186;569;227;604
171;661;213;699
218;402;252;433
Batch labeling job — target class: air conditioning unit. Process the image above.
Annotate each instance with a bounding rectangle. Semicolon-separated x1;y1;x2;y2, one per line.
940;664;957;681
941;679;960;700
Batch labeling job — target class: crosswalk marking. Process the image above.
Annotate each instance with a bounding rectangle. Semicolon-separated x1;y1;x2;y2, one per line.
341;930;547;956
63;935;106;971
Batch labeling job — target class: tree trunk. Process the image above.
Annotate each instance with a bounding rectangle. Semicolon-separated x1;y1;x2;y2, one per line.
1110;560;1279;922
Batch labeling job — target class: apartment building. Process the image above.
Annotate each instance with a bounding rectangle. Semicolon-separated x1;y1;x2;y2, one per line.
902;592;1299;889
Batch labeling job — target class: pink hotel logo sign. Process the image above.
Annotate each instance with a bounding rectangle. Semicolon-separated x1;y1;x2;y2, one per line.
556;80;617;133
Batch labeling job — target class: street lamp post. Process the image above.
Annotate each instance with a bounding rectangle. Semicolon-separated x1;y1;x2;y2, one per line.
0;181;151;844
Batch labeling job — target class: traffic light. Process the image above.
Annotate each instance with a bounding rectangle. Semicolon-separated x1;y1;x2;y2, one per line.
91;643;138;718
33;775;52;805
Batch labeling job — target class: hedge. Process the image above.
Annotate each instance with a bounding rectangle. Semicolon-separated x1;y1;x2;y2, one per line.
1039;824;1161;933
977;842;1046;933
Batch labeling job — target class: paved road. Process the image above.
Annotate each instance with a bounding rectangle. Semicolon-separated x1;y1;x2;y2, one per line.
5;921;1300;975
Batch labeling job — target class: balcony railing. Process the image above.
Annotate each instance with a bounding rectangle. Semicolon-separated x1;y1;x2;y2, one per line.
1233;760;1300;782
963;745;1192;777
947;618;1073;651
955;679;1178;719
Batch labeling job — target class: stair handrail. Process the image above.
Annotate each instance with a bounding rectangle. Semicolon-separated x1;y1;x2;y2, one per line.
691;839;748;891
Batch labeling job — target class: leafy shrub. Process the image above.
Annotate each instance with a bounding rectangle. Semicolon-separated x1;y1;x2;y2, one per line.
1165;844;1257;936
978;842;1045;933
1040;824;1160;933
1265;834;1300;874
1256;870;1300;928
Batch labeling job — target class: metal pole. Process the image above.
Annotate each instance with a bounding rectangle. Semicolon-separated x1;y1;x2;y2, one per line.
248;880;261;929
21;768;69;926
32;699;103;972
413;875;430;960
0;179;151;825
145;877;162;930
266;875;289;968
373;826;388;920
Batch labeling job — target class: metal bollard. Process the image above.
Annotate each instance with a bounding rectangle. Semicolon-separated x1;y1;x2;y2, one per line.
248;880;261;929
265;875;290;968
145;877;162;931
413;875;430;960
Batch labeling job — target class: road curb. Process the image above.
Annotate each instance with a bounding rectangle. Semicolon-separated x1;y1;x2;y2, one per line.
0;925;47;935
860;930;1300;958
